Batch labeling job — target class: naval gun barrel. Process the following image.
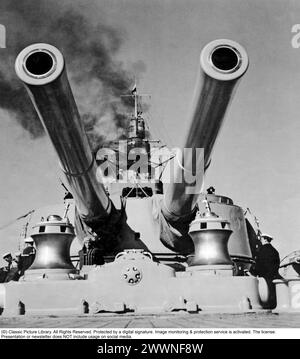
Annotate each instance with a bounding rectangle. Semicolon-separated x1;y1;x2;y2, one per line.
162;39;249;224
15;44;114;228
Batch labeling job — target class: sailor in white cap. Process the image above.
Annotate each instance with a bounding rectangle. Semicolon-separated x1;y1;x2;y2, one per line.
2;252;12;260
260;233;274;244
251;233;280;277
261;233;280;305
22;237;35;255
2;251;20;282
2;252;15;272
250;232;280;307
22;237;36;270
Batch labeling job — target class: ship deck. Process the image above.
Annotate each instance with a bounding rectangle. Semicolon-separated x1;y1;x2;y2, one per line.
0;311;300;328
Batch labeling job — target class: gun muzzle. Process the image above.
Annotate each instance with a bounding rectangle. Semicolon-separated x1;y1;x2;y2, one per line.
15;44;112;226
163;39;249;223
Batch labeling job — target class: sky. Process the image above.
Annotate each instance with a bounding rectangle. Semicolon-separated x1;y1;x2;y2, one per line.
0;0;300;265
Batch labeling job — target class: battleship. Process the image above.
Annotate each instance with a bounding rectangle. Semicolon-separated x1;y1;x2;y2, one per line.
0;38;300;328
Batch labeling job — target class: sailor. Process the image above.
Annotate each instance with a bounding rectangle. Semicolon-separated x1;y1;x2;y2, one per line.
250;233;280;308
2;252;19;282
79;236;104;269
22;237;36;255
22;237;36;269
3;252;14;271
0;253;13;282
250;234;280;280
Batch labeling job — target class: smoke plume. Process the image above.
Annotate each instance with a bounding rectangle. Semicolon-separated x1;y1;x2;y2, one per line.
0;0;141;149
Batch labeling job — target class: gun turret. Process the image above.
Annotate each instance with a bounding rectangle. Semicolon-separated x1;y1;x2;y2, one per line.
15;44;119;235
161;39;249;252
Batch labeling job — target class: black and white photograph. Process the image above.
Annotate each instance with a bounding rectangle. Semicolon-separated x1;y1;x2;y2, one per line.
0;0;300;342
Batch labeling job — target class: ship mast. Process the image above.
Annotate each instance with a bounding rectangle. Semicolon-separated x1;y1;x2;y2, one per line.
122;84;150;140
133;85;138;119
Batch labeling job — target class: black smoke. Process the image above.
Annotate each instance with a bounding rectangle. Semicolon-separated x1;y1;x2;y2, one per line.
0;0;142;149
